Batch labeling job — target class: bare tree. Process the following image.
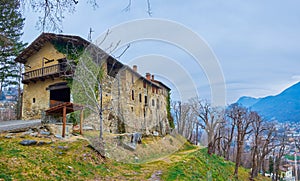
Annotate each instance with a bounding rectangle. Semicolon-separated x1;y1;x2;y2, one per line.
250;111;264;180
219;111;236;160
249;112;277;180
19;0;152;32
257;123;277;177
190;98;224;155
274;132;288;181
172;101;197;142
70;50;106;139
227;103;253;178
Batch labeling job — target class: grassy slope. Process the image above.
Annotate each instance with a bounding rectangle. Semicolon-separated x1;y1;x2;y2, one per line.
0;134;269;181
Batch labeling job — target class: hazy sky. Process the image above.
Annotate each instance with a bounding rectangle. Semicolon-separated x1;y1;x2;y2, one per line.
21;1;300;104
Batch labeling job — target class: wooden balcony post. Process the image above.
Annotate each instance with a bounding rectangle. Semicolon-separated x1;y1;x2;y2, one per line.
62;105;66;138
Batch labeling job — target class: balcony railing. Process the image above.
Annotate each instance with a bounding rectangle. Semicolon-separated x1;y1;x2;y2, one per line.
22;63;70;84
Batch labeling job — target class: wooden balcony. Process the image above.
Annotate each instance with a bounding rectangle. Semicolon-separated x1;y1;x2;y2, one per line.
22;63;71;84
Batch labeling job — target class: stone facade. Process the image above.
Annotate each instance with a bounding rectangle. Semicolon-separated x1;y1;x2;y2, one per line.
16;33;171;135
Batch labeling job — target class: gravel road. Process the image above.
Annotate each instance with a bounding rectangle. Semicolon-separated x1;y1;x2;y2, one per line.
0;120;41;133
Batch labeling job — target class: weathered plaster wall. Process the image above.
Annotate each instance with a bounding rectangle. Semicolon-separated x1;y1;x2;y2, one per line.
24;42;64;71
22;43;66;120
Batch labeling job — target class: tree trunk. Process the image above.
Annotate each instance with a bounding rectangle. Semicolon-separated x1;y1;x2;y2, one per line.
208;142;214;155
195;123;199;145
250;146;258;180
234;138;244;178
99;84;103;140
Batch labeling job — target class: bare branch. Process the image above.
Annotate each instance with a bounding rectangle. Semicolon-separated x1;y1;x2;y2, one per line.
115;44;130;59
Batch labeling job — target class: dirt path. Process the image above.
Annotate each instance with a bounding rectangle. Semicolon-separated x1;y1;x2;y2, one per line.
145;146;202;181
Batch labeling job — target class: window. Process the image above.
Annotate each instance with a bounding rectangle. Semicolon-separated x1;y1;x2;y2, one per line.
131;90;134;100
131;107;134;112
152;99;155;106
143;82;146;88
157;99;159;109
139;93;142;102
144;95;148;105
152;86;155;93
33;98;36;103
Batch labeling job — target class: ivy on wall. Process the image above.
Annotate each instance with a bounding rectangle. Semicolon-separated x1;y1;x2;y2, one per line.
51;40;85;61
51;40;86;88
166;91;174;129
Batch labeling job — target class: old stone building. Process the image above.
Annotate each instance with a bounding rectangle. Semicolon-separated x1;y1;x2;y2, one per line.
15;33;171;135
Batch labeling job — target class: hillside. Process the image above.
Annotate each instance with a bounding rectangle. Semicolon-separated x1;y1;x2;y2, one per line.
237;82;300;122
0;132;268;181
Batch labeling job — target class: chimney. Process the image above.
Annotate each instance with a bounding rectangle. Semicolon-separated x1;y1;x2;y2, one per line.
151;75;154;80
133;65;137;72
146;73;151;80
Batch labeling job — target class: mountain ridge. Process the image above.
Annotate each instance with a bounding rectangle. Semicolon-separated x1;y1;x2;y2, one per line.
236;82;300;122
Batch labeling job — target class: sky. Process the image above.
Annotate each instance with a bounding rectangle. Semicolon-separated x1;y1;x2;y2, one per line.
21;0;300;104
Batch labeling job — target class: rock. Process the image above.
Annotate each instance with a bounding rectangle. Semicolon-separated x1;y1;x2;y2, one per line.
37;141;46;146
122;142;136;151
20;140;37;146
55;135;63;139
30;132;38;137
21;129;34;136
5;133;15;139
37;141;51;146
153;131;159;136
131;132;142;144
40;131;50;136
134;156;139;162
57;146;68;150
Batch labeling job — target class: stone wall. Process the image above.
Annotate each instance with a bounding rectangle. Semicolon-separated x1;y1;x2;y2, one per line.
21;41;170;136
82;66;170;136
84;66;170;136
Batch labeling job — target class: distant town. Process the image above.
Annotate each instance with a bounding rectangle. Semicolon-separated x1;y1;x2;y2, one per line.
0;86;19;121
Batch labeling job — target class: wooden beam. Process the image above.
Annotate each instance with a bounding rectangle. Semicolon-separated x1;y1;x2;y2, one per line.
62;106;66;138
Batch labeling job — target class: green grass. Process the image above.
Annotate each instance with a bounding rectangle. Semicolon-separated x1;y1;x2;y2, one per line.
162;148;268;181
0;134;269;181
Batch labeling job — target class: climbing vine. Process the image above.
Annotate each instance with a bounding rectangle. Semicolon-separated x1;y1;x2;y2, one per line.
51;40;85;61
51;40;86;88
166;91;174;129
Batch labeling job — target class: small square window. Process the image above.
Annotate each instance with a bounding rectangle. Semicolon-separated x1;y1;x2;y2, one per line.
131;90;134;100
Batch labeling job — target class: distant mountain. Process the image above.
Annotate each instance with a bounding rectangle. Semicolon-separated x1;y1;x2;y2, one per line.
236;82;300;122
236;96;261;107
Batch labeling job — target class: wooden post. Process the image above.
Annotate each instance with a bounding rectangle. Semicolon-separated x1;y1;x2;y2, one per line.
62;106;66;138
80;109;83;135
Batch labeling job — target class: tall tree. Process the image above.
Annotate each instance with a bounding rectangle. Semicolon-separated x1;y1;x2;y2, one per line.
0;0;25;101
191;99;224;155
227;103;253;178
172;101;197;142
